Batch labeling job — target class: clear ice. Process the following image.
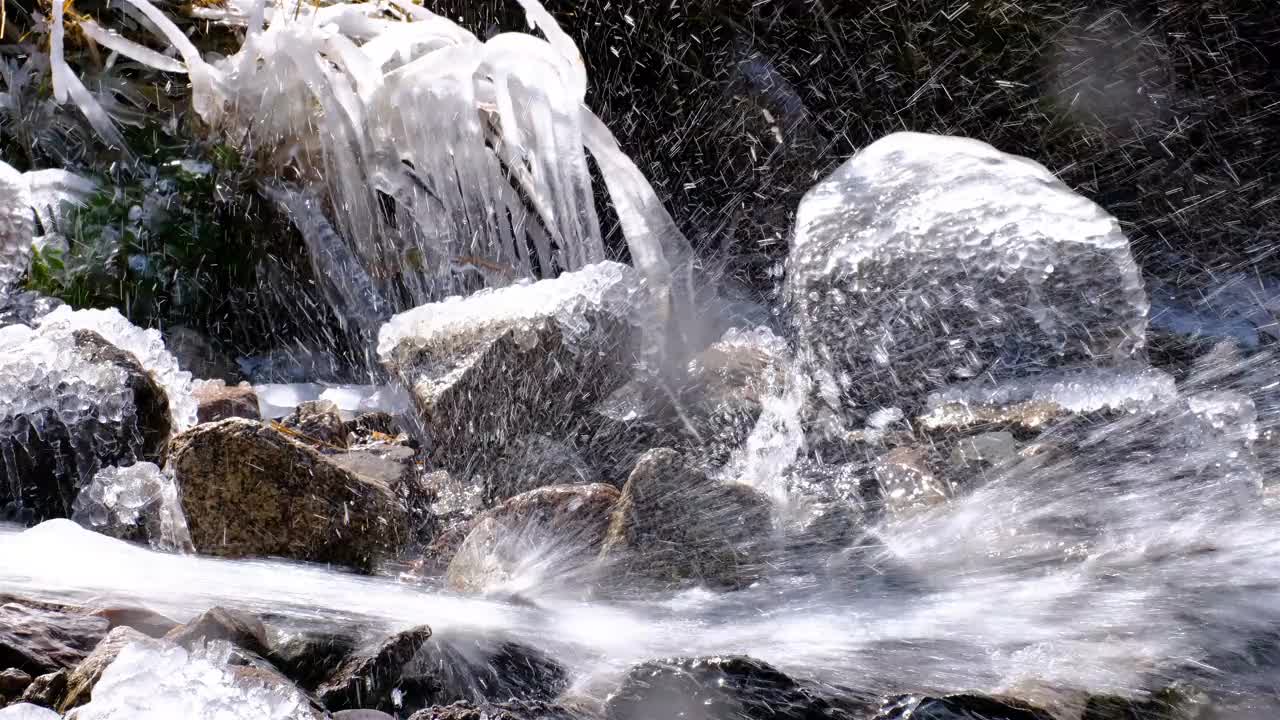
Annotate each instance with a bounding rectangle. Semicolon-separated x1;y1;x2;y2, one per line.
785;132;1150;417
71;461;193;553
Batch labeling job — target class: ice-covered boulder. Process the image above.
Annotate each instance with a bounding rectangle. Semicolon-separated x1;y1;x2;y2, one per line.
71;462;192;552
65;638;321;720
0;327;172;523
784;132;1149;421
168;418;409;571
378;261;644;477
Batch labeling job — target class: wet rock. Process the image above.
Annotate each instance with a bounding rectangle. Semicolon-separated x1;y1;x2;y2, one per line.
316;625;432;713
0;669;32;697
58;626;149;712
785;132;1149;422
334;711;397;720
600;449;773;590
581;379;685;487
605;655;852;720
409;702;585;720
446;484;619;594
948;432;1019;472
85;606;179;639
378;261;643;482
193;380;261;423
481;434;599;506
168;418;409;571
344;412;402;441
164;607;270;658
280;400;349;449
16;671;66;709
399;634;569;710
873;694;1054;720
0;329;172;523
268;628;360;691
871;447;951;517
165;326;243;385
0;604;108;676
329;444;417;494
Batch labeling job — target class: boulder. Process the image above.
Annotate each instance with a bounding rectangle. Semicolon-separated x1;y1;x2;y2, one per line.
600;449;773;589
0;329;171;523
280;400;348;449
16;671;66;709
0;669;32;698
605;656;857;720
316;625;432;713
267;628;360;691
164;607;270;658
58;626;150;712
84;606;178;639
193;380;261;424
0;604;108;676
481;434;599;506
378;261;643;480
581;379;685;487
168;418;408;571
446;484;619;594
398;634;568;710
784;132;1149;421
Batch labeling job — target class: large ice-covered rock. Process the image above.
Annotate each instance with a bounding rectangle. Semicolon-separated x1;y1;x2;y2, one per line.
378;261;644;476
168;418;408;571
66;639;321;720
71;462;192;553
0;326;172;523
784;132;1149;419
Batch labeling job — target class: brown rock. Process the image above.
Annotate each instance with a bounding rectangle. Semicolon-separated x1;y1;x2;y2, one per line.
165;325;244;384
18;670;67;708
0;668;32;696
872;446;951;517
194;380;261;424
0;604;109;676
280;400;348;449
86;606;179;638
317;625;433;713
169;418;409;571
164;607;269;657
408;701;585;720
445;484;620;593
600;449;774;590
59;626;149;712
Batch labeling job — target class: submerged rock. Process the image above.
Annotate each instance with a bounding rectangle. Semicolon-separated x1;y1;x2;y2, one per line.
0;604;108;677
316;625;432;713
378;261;643;480
600;448;773;590
785;132;1148;421
605;655;858;720
168;418;408;571
445;483;619;594
70;462;192;552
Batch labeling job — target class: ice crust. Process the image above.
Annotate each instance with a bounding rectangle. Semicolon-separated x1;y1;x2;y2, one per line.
70;639;316;720
0;160;97;291
0;705;61;720
377;260;642;361
785;132;1149;416
72;461;192;552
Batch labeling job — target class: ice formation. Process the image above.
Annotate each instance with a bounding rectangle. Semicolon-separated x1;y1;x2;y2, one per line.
378;260;643;362
35;306;197;430
71;461;193;553
0;160;95;290
70;639;317;720
785;132;1149;418
56;0;694;329
0;705;60;720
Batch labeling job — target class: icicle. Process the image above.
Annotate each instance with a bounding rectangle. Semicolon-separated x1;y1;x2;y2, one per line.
79;20;187;74
115;0;202;68
49;0;131;154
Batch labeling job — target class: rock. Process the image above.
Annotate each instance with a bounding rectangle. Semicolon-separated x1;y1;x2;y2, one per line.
785;132;1149;421
267;629;360;691
605;655;853;720
334;711;397;720
344;412;402;440
600;449;773;590
70;461;192;553
481;434;599;506
0;669;32;697
16;671;66;709
0;604;108;676
398;634;568;711
316;625;432;713
409;702;585;720
378;261;643;481
0;704;60;719
581;379;685;487
164;326;243;384
85;607;179;639
446;484;619;594
874;694;1055;720
193;380;261;423
280;400;348;449
164;607;269;658
168;418;409;571
948;431;1019;472
0;328;172;523
871;447;951;517
58;626;150;712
